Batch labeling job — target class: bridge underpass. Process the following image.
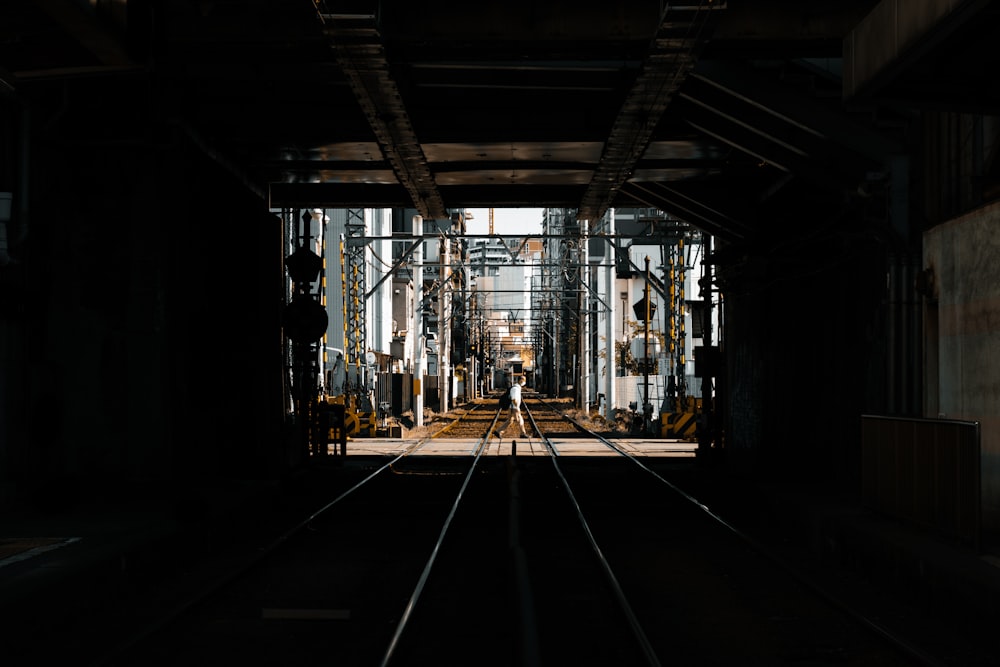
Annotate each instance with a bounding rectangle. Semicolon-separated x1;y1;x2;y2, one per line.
4;8;1000;654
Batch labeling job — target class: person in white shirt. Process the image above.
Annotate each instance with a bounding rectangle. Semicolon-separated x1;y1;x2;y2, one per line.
501;375;528;438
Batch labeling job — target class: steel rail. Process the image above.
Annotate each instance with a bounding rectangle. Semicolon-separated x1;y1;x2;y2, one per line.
378;407;502;667
105;401;499;666
520;402;664;667
538;401;951;667
428;400;492;439
92;439;441;665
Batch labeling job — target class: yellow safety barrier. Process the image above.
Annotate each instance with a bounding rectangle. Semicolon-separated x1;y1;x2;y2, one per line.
661;411;697;439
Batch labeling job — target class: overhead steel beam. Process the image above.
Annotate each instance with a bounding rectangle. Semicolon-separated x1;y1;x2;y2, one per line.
677;99;860;196
618;180;753;243
317;9;448;220
269;182;414;210
34;0;136;70
576;1;724;224
688;60;898;171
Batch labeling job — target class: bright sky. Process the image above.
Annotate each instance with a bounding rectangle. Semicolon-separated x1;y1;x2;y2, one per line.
463;208;544;236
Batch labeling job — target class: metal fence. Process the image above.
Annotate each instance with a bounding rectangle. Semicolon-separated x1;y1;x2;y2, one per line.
612;374;701;412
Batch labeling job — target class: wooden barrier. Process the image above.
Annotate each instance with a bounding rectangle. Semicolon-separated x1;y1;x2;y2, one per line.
861;415;981;549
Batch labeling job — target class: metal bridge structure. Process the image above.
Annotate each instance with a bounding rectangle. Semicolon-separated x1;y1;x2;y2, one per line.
8;10;1000;655
5;1;993;235
4;0;1000;473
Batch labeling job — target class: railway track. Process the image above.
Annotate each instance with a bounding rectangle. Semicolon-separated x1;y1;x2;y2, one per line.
75;398;982;666
434;392;598;441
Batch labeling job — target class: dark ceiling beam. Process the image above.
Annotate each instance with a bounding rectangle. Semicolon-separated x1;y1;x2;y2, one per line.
677;94;863;196
34;0;135;68
430;157;730;174
576;2;724;225
269;182;413;209
431;160;597;173
843;0;995;104
0;67;17;93
379;2;668;42
269;182;589;210
709;1;878;54
413;113;618;144
259;159;392;172
437;184;587;209
406;62;630;92
675;61;905;206
692;60;900;167
633;156;730;171
678;100;806;173
317;10;448;220
618;180;755;243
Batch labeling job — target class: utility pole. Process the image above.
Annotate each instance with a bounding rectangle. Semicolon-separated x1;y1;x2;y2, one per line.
465;258;474;401
604;213;615;422
699;232;714;458
580;224;590;412
643;255;651;433
413;215;424;427
440;235;450;414
554;265;561;398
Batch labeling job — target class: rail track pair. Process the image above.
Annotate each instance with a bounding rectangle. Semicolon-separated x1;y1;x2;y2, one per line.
93;398;958;666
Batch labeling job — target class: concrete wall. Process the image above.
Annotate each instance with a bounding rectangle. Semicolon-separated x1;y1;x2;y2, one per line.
0;76;286;511
924;201;1000;530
